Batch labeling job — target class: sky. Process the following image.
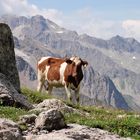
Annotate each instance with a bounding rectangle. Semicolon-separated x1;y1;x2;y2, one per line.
0;0;140;41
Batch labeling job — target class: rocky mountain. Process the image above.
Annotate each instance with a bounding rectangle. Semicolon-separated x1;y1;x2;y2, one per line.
16;55;37;89
0;23;33;109
1;15;140;111
78;34;140;53
78;34;140;111
80;66;129;110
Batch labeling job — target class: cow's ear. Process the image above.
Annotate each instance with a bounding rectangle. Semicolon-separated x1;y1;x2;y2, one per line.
65;59;73;64
82;60;88;68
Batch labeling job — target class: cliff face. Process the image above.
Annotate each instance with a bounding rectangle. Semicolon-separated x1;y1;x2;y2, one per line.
0;23;20;92
16;56;37;89
80;66;130;110
0;23;33;109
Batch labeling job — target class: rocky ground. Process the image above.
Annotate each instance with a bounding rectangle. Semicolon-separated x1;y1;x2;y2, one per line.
0;99;132;140
24;124;131;140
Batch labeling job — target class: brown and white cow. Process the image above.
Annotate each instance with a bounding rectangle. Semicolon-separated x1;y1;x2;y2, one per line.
37;56;88;103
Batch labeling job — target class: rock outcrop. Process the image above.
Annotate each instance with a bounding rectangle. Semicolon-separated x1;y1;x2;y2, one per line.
31;99;85;114
0;23;20;92
0;118;23;140
0;23;33;109
0;68;33;109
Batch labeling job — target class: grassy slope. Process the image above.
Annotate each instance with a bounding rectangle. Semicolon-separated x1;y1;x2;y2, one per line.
0;87;140;139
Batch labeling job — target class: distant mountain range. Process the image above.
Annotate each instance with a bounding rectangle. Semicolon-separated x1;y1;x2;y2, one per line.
1;14;140;111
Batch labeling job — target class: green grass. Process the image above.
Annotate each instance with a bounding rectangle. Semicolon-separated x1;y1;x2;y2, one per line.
21;87;52;104
65;107;140;140
0;88;140;139
0;87;50;121
0;106;28;121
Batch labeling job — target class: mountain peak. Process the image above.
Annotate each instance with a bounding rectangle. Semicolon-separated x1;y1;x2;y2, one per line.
126;37;140;44
31;15;46;21
110;35;124;41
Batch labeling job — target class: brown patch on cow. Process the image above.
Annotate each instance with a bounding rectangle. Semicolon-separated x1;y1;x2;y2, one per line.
64;62;76;85
47;58;73;82
47;64;61;81
38;57;66;73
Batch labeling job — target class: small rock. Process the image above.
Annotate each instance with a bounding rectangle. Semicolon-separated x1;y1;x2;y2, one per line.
22;130;28;135
40;130;48;134
35;109;67;131
31;129;38;134
19;114;37;124
30;99;88;116
0;118;23;140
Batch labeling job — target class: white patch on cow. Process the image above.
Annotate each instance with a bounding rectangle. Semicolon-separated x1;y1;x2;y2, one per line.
38;56;51;64
44;65;50;80
70;56;75;61
70;56;81;65
44;61;67;87
37;64;50;92
60;62;68;85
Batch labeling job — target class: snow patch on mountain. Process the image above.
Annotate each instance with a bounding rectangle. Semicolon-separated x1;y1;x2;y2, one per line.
56;30;64;34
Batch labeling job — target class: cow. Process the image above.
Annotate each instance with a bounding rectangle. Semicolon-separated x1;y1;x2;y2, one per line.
37;56;88;103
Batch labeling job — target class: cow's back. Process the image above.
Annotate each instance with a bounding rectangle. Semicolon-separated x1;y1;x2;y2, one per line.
38;57;64;71
38;57;67;86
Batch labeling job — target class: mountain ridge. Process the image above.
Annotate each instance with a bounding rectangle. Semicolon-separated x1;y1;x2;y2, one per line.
1;14;140;111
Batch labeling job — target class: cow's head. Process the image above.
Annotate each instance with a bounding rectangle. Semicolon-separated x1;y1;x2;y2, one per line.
70;56;88;75
70;56;88;84
63;56;88;88
65;56;88;76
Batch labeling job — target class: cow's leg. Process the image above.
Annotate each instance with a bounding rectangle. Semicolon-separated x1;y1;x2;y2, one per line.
37;69;45;92
43;81;49;90
46;85;53;95
37;77;45;93
65;84;72;102
75;86;80;104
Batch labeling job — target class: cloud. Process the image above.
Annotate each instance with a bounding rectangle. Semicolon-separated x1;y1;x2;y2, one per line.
0;0;140;41
0;0;30;15
122;20;140;41
0;0;63;24
60;8;124;39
